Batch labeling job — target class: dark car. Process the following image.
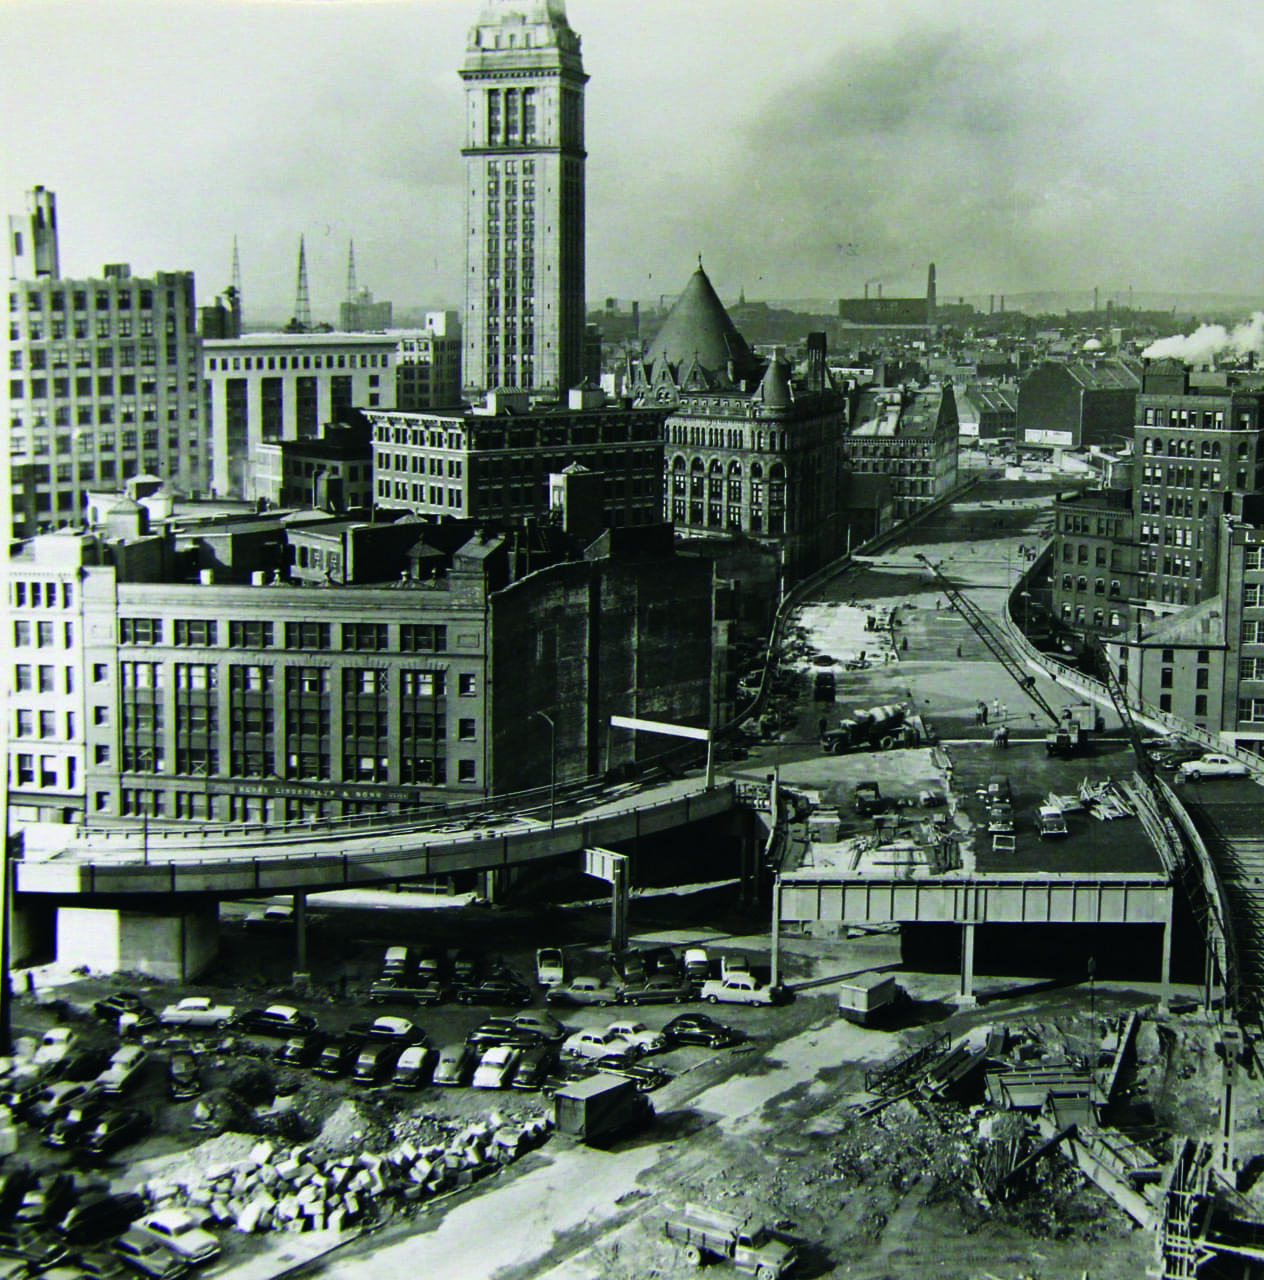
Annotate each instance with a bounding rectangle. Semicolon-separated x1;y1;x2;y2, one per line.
511;1043;559;1091
49;1049;114;1083
466;1018;543;1051
663;1012;734;1047
367;980;444;1008
0;1167;37;1225
451;949;482;985
274;1032;330;1069
1151;746;1206;770
415;948;446;983
593;1053;670;1092
347;1017;425;1045
14;1173;78;1227
311;1035;366;1079
642;947;683;979
77;1109;152;1157
92;992;152;1023
609;949;649;986
352;1042;405;1086
0;1233;71;1274
166;1052;201;1101
456;977;533;1007
56;1191;147;1243
228;1006;316;1037
617;975;695;1006
42;1096;109;1148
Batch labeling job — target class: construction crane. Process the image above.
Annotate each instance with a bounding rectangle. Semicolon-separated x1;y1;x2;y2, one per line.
916;554;1093;755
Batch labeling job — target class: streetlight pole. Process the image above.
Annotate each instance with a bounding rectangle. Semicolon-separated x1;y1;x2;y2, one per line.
534;712;556;828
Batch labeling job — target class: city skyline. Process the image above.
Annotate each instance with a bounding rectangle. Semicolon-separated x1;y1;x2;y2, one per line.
5;0;1264;316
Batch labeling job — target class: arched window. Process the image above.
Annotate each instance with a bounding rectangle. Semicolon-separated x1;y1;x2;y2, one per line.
1109;580;1121;597
750;461;764;480
1076;575;1088;592
1094;578;1105;595
1062;574;1073;591
1061;602;1073;619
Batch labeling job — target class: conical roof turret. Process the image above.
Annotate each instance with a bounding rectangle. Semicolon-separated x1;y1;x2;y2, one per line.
646;265;761;386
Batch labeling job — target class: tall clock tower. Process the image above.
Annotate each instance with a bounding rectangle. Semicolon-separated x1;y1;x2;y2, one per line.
461;0;587;397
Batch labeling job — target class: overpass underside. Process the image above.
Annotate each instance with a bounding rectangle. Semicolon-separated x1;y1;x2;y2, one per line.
775;870;1175;1003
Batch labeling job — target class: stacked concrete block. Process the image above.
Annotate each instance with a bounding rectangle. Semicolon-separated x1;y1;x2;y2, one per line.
142;1112;551;1240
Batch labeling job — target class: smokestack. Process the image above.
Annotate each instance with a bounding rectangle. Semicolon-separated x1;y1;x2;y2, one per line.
864;282;869;300
1093;286;1099;312
1000;295;1005;313
927;262;937;315
878;284;883;299
989;294;995;315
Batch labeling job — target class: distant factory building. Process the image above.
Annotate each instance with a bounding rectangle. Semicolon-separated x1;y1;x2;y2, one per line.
1016;360;1140;459
958;384;1018;446
836;264;938;348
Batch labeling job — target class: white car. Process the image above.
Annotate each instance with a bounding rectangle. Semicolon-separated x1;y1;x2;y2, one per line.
99;1044;149;1094
700;974;789;1006
159;996;235;1028
134;1207;221;1265
472;1044;521;1089
1177;754;1250;783
605;1020;666;1054
562;1028;640;1061
535;948;565;986
33;1027;77;1065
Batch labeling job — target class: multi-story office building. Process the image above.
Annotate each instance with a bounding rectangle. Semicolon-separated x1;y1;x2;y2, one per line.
848;383;959;522
7;186;206;540
461;0;587;394
630;266;850;582
203;331;401;499
366;387;666;528
396;312;463;410
1050;487;1137;638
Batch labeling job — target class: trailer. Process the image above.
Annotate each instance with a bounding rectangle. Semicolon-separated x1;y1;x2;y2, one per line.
552;1073;654;1145
821;704;917;754
836;972;904;1026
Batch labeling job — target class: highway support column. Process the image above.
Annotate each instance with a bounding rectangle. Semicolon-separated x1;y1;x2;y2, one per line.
770;876;783;988
292;891;310;992
1159;887;1174;1010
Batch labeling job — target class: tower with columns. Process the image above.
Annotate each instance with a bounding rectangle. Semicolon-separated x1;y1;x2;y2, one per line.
460;0;587;397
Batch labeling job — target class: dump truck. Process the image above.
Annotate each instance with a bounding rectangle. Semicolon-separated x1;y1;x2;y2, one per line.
664;1204;798;1278
820;704;917;754
552;1073;653;1145
836;972;904;1025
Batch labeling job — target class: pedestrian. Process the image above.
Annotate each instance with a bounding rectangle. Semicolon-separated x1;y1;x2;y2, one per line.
980;700;989;726
956;644;963;658
901;636;908;651
1000;703;1008;723
991;697;1000;719
993;726;1003;748
935;598;941;611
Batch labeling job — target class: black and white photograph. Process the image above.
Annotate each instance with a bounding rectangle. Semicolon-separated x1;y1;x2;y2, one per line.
4;1;1264;1276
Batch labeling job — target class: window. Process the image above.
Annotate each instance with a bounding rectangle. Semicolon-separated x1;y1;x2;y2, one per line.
341;624;387;652
120;618;162;645
228;620;273;648
37;621;54;648
458;759;477;783
1160;668;1173;689
173;619;217;647
458;718;477;741
14;665;31;692
39;711;56;738
400;624;448;652
284;621;331;650
14;621;30;647
15;711;32;738
459;674;477;697
15;755;34;786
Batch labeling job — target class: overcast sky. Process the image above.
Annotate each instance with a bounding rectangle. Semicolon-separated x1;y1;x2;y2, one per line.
5;0;1263;318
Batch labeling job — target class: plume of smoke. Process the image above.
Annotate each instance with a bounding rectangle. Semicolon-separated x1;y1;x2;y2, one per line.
1143;312;1264;363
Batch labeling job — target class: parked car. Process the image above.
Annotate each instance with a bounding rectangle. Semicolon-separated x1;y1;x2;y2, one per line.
1150;746;1205;770
244;904;294;931
451;949;481;985
535;948;565;986
92;991;152;1023
391;1045;435;1089
562;1029;640;1061
33;1029;78;1066
352;1042;405;1086
49;1048;113;1084
56;1191;147;1242
347;1016;424;1045
643;947;682;979
228;1006;316;1037
700;975;790;1006
592;1053;670;1092
618;976;695;1006
719;953;750;979
511;1043;559;1091
455;977;533;1007
29;1081;100;1126
414;948;446;984
604;1020;666;1054
311;1035;365;1079
112;1227;189;1278
166;1052;201;1102
1177;754;1251;783
0;1166;38;1224
78;1109;152;1157
432;1042;478;1087
609;949;649;986
42;1097;109;1148
379;946;415;983
472;1044;521;1090
682;949;711;983
466;1018;544;1051
133;1207;220;1265
275;1032;330;1069
511;1012;566;1043
158;998;234;1029
663;1012;733;1048
119;1008;161;1038
14;1173;77;1227
98;1046;149;1095
545;977;621;1008
367;979;444;1008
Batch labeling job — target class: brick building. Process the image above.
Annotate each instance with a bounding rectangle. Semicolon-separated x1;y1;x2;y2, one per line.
1016;360;1140;460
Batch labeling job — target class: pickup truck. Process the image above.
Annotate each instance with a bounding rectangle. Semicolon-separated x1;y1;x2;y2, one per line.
663;1204;797;1278
699;975;790;1007
159;997;235;1028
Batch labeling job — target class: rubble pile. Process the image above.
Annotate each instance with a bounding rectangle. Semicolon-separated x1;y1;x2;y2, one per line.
141;1113;553;1236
